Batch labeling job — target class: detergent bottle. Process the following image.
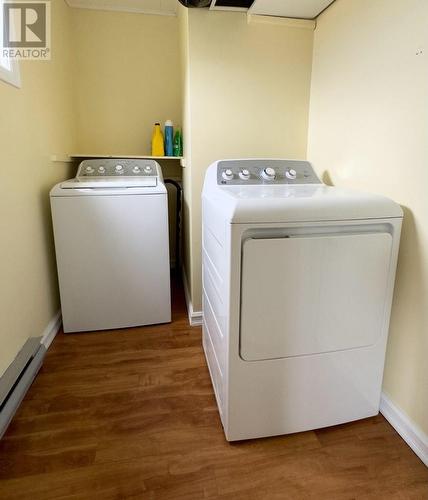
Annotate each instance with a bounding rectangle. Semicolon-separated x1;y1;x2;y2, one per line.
173;128;183;157
164;120;174;156
151;123;165;156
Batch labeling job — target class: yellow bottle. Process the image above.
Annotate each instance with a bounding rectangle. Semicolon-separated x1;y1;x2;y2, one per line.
151;122;165;156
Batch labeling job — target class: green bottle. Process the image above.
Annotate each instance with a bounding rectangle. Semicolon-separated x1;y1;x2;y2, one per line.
173;128;183;157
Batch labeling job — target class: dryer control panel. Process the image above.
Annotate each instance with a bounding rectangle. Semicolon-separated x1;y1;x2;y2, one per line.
217;160;321;185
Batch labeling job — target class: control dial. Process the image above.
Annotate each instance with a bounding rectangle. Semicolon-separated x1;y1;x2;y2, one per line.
239;169;250;181
285;168;297;180
115;164;124;173
261;167;276;181
132;166;141;174
222;169;234;181
85;166;94;175
98;166;106;174
144;165;153;173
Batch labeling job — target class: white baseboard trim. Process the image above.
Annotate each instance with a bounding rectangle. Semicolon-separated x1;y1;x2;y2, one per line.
380;392;428;467
181;268;203;327
40;310;62;349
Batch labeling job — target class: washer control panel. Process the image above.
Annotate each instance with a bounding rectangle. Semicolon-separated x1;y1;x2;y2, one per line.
77;159;159;178
217;160;321;185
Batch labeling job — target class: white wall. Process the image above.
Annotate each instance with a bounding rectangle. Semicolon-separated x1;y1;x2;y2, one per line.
307;0;428;434
182;10;314;311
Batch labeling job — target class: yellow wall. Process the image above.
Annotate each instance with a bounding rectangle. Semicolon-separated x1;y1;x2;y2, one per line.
71;8;181;155
307;0;428;434
0;0;75;375
183;10;314;311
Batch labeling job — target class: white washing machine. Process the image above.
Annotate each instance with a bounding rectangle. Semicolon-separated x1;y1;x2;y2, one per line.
50;159;171;333
202;159;403;441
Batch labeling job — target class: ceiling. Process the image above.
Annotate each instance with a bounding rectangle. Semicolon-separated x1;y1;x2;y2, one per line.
66;0;335;19
65;0;178;16
248;0;335;19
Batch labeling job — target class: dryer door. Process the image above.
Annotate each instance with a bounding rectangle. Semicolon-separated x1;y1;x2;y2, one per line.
240;232;393;361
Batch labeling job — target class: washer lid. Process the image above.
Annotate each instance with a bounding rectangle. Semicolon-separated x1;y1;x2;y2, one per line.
50;158;167;197
60;176;157;189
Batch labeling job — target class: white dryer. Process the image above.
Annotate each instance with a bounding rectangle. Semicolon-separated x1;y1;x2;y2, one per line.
51;159;171;333
202;159;403;441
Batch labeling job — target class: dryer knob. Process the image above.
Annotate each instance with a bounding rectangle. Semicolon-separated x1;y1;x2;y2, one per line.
98;166;106;173
222;169;234;181
115;165;124;173
133;166;141;173
85;166;94;174
144;166;153;173
285;168;297;180
262;167;276;180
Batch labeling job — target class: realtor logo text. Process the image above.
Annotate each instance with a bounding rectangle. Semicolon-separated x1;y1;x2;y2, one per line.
2;1;51;60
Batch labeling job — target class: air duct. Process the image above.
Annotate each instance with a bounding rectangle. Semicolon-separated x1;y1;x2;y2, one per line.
178;0;211;7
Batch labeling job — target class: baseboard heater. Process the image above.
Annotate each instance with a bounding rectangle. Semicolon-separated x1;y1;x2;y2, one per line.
0;338;46;439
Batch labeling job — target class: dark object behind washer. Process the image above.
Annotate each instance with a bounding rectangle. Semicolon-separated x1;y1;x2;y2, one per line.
164;179;182;273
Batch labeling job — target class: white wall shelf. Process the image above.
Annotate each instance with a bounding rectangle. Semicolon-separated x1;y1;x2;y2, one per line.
69;154;183;160
51;154;185;167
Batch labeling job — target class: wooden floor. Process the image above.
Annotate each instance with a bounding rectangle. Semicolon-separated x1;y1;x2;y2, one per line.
0;281;427;499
